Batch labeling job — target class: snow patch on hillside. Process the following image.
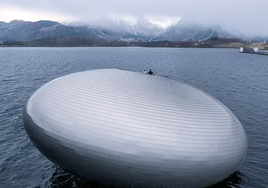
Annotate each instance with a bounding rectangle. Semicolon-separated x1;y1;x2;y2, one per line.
146;16;181;29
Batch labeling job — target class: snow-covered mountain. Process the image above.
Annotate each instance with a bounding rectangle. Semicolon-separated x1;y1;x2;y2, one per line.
73;16;165;41
0;17;236;43
79;16;232;41
154;21;232;41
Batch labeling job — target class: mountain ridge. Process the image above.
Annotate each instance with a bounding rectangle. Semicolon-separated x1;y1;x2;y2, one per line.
0;18;267;44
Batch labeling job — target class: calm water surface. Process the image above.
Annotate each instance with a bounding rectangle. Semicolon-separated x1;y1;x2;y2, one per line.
0;47;267;188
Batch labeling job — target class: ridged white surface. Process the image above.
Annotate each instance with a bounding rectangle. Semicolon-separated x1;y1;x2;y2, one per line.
24;69;247;188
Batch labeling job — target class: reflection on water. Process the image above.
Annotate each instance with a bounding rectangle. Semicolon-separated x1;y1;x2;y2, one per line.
208;171;244;188
51;166;111;188
50;166;244;188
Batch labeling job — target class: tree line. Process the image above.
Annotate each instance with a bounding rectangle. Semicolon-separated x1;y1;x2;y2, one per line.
0;36;245;48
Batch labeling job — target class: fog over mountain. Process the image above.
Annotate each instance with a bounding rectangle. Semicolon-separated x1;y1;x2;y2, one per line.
0;17;239;44
0;0;268;37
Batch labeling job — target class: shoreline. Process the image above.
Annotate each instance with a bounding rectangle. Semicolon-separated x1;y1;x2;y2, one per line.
0;39;267;50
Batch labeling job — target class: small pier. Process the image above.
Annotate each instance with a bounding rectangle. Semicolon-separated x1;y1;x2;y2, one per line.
240;47;268;56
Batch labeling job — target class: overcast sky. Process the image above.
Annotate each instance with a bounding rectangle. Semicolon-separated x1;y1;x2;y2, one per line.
1;0;268;36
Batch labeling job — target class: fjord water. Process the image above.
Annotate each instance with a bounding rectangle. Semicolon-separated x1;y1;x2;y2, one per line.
0;47;267;188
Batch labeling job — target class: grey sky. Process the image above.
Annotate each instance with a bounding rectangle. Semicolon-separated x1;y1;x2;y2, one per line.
1;0;268;36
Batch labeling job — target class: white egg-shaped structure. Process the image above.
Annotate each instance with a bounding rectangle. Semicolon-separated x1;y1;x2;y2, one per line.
23;69;247;188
